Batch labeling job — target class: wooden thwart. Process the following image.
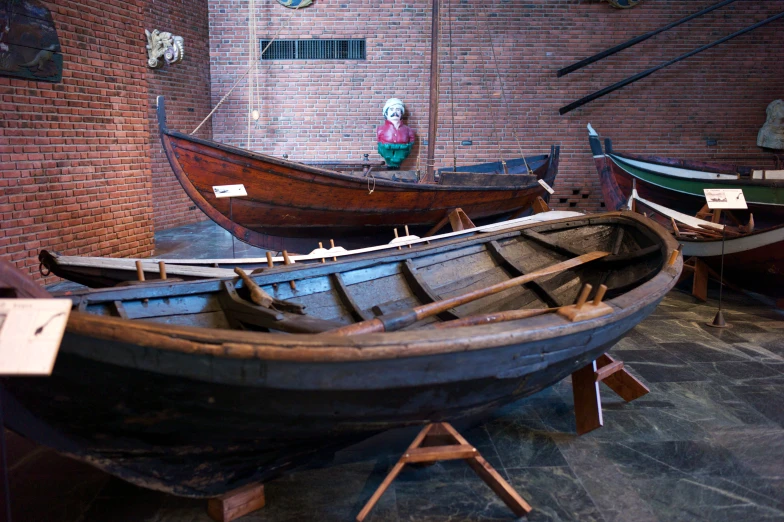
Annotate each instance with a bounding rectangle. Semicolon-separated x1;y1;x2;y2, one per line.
207;483;265;522
355;422;531;521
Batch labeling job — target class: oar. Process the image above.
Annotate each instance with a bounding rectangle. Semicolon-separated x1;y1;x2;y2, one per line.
327;251;610;336
429;307;557;329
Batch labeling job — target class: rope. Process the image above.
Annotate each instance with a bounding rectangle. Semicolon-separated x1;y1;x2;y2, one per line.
475;5;531;175
486;22;530;174
190;2;306;135
367;173;376;195
447;1;457;172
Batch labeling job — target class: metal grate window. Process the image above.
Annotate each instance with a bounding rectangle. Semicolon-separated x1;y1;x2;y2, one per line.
261;39;366;60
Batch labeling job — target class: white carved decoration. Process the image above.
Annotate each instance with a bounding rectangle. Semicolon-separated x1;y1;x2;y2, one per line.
145;29;184;69
757;100;784;150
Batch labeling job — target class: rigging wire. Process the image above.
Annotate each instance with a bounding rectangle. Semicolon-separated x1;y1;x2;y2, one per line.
190;2;306;136
447;0;457;172
477;5;531;174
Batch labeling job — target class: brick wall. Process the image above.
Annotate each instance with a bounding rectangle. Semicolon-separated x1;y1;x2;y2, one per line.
207;0;784;212
1;0;154;281
145;0;212;230
1;0;212;281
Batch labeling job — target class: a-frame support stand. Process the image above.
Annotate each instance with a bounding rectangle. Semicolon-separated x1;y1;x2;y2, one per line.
571;353;650;435
356;422;531;521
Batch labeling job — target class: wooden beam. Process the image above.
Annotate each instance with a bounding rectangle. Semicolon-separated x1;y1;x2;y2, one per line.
207;483;265;522
331;272;374;322
486;240;561;307
400;259;459;321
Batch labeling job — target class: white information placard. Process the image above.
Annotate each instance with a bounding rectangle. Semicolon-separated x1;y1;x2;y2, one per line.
538;179;555;195
213;184;247;198
704;189;747;210
0;299;71;375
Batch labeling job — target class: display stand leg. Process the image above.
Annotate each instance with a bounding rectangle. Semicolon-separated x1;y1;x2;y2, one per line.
572;354;650;435
229;198;236;259
207;483;265;522
707;221;729;328
356;422;531;521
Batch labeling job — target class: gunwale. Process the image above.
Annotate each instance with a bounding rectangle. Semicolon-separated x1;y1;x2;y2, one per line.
58;212;681;364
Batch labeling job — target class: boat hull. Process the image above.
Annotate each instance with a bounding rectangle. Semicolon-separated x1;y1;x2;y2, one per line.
589;135;783;229
2;298;659;498
4;212;680;498
158;97;560;252
682;229;784;298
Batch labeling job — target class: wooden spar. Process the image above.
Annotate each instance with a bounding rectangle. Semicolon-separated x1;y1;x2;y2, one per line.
559;10;784;115
327;250;610;336
430;307;556;329
557;0;737;77
423;0;441;184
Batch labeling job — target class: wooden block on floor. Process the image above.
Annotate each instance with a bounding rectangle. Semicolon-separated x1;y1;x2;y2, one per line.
207;483;265;522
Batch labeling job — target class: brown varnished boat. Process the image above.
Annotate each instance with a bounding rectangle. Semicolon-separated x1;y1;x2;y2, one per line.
2;212;679;498
157;96;560;253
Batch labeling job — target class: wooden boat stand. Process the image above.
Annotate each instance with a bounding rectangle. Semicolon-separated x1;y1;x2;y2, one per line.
207;483;265;522
559;282;650;435
355;422;531;522
571;354;650;435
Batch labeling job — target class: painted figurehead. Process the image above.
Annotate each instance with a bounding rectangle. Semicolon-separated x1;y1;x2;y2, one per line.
757;99;784;150
377;98;415;169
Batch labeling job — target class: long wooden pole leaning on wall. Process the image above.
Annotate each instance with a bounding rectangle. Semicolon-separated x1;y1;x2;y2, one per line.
423;0;441;183
559;10;784;115
557;0;738;77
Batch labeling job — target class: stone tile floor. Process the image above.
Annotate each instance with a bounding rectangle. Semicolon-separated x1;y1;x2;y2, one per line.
6;220;784;521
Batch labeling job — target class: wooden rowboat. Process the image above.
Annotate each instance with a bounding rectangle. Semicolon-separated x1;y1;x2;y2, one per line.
627;191;784;298
588;124;784;228
38;211;582;288
1;212;680;498
157;96;561;253
590;128;783;298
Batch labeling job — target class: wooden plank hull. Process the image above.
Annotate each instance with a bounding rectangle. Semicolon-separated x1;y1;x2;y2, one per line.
158;97;560;252
2;212;680;498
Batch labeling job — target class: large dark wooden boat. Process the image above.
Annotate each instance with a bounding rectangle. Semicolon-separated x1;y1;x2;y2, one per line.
38;211;583;288
2;212;680;498
588;124;783;228
590;128;784;298
158;97;560;252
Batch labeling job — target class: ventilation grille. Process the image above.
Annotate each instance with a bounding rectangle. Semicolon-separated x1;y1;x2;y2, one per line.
261;39;366;60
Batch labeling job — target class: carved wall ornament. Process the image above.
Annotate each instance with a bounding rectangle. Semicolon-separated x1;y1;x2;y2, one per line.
604;0;642;8
276;0;313;8
145;29;184;69
757;99;784;150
